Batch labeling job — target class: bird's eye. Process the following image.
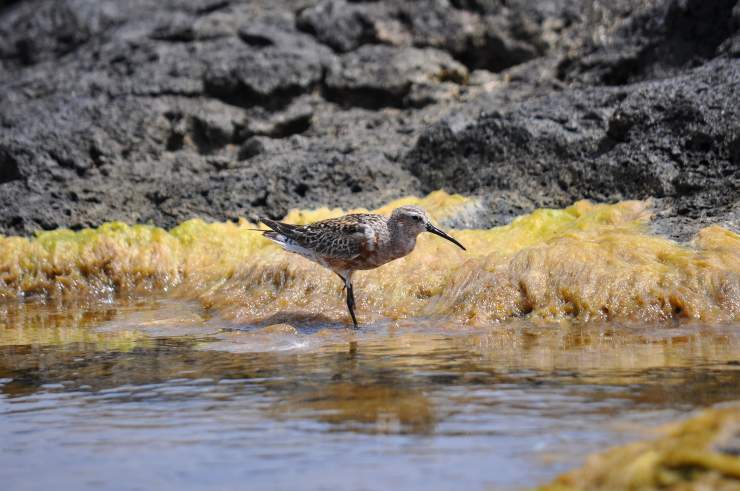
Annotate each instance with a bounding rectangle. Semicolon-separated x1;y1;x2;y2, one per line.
413;215;422;221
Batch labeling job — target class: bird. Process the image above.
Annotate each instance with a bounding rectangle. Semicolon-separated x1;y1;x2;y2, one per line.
257;205;465;328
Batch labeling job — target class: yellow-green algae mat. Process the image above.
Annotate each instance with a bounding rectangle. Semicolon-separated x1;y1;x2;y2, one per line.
535;403;740;491
1;191;737;324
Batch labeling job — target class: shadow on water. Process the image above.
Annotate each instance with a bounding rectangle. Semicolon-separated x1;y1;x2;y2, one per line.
1;297;740;490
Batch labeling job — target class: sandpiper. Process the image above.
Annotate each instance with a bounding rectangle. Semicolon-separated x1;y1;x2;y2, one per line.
259;206;465;328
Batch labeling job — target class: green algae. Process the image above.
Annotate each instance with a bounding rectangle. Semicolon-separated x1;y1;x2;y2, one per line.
0;193;738;324
536;404;740;491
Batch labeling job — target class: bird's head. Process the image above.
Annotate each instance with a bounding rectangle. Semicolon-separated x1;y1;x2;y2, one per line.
390;206;466;250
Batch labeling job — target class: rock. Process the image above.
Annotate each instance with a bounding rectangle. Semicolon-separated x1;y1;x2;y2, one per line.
242;98;314;139
557;0;740;85
297;0;558;72
203;42;329;109
296;0;382;53
0;0;737;239
0;0;116;68
406;58;740;238
325;45;468;108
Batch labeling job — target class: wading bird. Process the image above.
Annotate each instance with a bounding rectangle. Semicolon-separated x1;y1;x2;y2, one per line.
259;206;465;328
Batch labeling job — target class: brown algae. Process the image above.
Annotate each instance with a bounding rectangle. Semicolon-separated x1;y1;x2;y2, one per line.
0;191;738;324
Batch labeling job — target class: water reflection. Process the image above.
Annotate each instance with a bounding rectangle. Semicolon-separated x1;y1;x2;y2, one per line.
1;298;740;490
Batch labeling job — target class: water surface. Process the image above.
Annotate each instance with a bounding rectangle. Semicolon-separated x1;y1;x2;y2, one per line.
2;298;740;491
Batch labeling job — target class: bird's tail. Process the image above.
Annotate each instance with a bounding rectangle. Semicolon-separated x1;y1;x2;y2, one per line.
249;218;293;246
259;218;302;238
246;218;287;233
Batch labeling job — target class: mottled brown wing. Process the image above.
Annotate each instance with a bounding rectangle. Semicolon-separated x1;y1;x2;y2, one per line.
278;214;376;259
261;214;385;260
299;214;384;260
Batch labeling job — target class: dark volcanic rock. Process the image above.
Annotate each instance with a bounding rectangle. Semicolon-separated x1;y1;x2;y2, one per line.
203;45;326;108
0;0;738;238
297;0;566;71
325;45;468;109
557;0;740;85
296;0;381;53
406;59;740;238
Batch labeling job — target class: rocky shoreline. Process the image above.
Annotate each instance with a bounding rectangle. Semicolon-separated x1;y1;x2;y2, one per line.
0;0;738;239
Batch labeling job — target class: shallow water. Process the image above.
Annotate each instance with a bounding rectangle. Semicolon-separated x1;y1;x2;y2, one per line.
2;298;740;491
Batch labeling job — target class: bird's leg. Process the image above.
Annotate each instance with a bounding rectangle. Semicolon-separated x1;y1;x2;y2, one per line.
335;272;347;293
346;282;358;328
343;274;358;329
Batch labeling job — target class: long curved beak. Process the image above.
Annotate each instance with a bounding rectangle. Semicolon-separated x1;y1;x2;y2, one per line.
426;223;466;250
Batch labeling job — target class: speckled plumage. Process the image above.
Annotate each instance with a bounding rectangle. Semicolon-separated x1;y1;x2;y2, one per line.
262;213;388;266
260;206;465;327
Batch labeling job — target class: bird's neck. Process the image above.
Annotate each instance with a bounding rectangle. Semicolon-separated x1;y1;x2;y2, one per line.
388;220;418;258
